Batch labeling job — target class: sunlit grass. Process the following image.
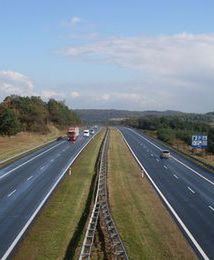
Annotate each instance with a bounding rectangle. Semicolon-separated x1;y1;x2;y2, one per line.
0;125;65;161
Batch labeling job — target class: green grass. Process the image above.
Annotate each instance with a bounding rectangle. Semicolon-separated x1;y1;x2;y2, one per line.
108;128;196;260
14;130;105;260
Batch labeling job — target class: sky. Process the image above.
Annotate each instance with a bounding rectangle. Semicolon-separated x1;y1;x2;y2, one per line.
0;0;214;113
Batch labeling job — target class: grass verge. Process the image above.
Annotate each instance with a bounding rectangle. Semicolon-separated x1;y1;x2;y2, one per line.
108;128;196;259
13;130;105;260
144;129;214;171
0;124;66;162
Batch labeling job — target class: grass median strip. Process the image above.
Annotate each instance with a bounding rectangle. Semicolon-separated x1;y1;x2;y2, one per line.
108;128;196;259
14;130;105;260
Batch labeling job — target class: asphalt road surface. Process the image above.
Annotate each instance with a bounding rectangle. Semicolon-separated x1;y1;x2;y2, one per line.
119;127;214;260
0;130;98;259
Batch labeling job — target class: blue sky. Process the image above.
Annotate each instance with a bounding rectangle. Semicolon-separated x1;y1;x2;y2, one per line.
1;0;214;112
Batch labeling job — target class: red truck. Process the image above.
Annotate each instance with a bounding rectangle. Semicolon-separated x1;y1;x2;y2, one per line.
67;127;79;142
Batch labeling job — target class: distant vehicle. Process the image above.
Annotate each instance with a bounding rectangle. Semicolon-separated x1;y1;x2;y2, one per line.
83;129;90;137
67;127;79;142
56;136;63;141
160;150;171;159
90;129;95;135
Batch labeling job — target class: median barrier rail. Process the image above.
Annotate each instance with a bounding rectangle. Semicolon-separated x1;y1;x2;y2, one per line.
79;129;128;260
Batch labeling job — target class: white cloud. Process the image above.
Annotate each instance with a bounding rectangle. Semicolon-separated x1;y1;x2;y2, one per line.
97;94;110;101
0;70;34;90
62;33;214;112
70;91;80;98
0;70;66;102
40;90;64;99
95;92;142;103
0;70;35;97
63;33;214;75
69;16;82;26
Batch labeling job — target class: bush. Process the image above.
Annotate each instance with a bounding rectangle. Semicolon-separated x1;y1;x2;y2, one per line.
208;128;214;153
0;107;20;135
157;128;176;144
175;129;193;145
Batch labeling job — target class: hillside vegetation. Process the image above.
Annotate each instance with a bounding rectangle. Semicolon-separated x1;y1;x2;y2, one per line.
75;108;214;124
0;95;81;136
124;115;214;154
75;109;185;123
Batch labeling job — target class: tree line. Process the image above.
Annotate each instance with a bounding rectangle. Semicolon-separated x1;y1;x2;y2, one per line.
123;115;214;153
0;95;81;135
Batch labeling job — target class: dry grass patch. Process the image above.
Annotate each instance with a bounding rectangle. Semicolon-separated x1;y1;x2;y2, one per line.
172;139;214;168
146;131;214;169
0;124;65;161
108;128;196;259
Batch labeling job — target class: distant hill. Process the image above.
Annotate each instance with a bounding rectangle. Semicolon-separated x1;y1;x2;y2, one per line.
75;109;185;123
206;112;214;116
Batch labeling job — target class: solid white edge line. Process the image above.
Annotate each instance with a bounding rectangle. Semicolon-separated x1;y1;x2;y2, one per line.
172;156;214;186
119;129;209;260
7;189;16;198
1;129;101;260
0;138;60;164
0;141;66;180
128;128;214;187
188;187;195;194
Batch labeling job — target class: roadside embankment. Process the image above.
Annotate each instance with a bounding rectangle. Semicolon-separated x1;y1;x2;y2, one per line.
0;125;66;163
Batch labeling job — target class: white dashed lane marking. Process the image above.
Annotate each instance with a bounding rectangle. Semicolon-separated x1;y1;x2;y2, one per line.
188;187;195;194
8;189;16;197
27;176;33;181
0;141;65;180
208;205;214;212
128;128;214;187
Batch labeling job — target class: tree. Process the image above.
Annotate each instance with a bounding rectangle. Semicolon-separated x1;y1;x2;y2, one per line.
0;95;81;135
208;128;214;153
157;128;176;144
47;99;80;127
0;107;20;135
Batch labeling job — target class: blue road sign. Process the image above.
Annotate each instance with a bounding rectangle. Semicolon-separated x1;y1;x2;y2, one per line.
192;135;208;148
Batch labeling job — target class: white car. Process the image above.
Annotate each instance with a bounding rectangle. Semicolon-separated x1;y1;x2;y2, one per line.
83;129;90;137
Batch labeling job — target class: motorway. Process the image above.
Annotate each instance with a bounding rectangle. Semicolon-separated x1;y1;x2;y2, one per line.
0;130;98;260
119;127;214;260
